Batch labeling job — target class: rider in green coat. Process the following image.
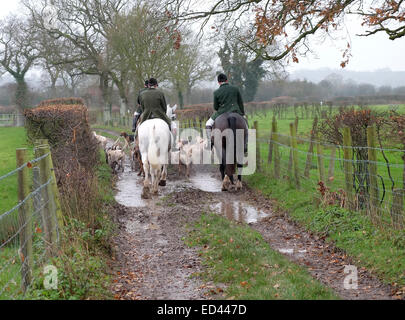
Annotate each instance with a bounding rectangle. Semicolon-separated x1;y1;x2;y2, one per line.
206;73;247;152
138;78;171;130
212;81;245;121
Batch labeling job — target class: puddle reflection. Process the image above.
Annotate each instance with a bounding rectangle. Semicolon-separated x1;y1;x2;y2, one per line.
211;201;269;224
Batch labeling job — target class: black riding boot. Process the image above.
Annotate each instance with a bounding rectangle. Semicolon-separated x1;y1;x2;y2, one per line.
132;114;140;133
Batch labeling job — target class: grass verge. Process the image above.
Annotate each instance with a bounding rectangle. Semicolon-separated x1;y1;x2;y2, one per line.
25;151;116;300
186;213;339;300
244;172;405;287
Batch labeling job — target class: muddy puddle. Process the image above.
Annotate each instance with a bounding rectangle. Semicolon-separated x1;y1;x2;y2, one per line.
210;201;269;224
114;161;223;208
112;150;269;227
115;163;147;207
189;172;222;193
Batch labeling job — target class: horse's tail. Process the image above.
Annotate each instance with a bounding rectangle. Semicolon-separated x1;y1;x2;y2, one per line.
148;125;160;167
227;116;237;168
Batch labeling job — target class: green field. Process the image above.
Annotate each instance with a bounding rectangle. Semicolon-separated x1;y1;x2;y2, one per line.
0;127;34;214
0;127;34;248
0;127;34;299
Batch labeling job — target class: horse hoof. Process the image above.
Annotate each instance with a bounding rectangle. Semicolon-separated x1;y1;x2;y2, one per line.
159;180;166;187
141;187;150;199
221;187;228;192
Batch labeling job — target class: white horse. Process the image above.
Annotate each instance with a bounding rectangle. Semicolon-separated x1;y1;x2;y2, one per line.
138;105;176;198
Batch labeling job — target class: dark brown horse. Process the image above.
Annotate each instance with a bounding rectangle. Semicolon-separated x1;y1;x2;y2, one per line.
212;112;248;191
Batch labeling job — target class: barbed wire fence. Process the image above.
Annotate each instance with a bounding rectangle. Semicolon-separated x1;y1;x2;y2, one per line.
254;117;405;232
0;140;63;299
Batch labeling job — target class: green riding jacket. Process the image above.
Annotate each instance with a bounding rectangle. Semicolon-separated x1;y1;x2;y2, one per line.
211;83;245;120
139;88;171;127
135;87;148;115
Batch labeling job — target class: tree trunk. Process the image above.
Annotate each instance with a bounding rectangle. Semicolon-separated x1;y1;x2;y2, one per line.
15;77;28;127
185;86;192;107
49;76;58;99
117;82;128;118
100;73;112;125
120;98;127;116
177;89;184;110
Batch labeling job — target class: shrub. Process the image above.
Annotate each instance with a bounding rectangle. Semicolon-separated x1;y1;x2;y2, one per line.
37;98;85;108
24;104;100;224
176;105;212;121
318;109;386;208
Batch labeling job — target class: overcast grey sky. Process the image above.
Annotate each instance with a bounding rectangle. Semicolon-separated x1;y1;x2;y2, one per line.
1;0;405;73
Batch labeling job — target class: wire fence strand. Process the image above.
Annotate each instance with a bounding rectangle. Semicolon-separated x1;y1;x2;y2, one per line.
0;149;60;300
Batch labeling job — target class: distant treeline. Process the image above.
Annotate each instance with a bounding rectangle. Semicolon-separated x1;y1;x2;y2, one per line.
1;77;405;112
184;79;405;106
254;79;405;102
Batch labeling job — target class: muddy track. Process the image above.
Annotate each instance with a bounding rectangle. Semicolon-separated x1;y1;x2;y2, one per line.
99;132;398;300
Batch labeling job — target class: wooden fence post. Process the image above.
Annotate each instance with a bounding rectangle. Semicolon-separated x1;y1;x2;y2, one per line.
290;123;300;188
254;121;261;171
16;148;33;292
35;141;58;255
273;118;280;179
343;127;355;210
41;140;63;233
391;189;404;229
32;167;41;215
316;133;325;183
268;116;276;164
367;125;379;217
304;117;318;178
390;189;405;229
328;146;336;183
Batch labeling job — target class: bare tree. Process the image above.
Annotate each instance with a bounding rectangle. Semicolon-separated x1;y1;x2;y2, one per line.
108;3;182;84
168;39;213;108
163;0;405;67
106;2;186;118
24;0;128;124
61;65;85;96
0;16;40;126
